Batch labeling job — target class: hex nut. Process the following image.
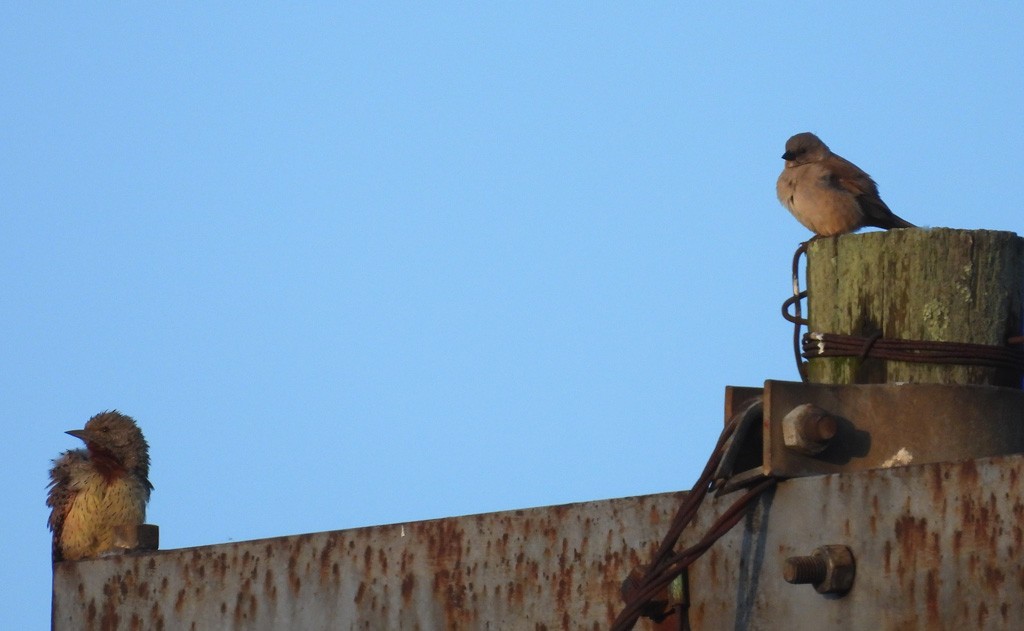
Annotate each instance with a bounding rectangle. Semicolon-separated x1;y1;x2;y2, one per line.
784;545;855;595
782;404;838;456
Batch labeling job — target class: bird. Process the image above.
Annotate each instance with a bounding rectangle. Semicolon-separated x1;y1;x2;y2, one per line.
46;411;152;562
776;132;915;237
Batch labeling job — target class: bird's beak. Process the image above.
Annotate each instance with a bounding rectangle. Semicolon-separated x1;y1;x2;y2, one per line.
781;151;795;160
66;429;90;442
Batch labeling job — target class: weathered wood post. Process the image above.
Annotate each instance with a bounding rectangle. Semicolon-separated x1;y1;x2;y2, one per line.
805;228;1024;387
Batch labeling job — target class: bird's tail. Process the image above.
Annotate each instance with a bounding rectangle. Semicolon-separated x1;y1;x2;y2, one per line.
886;215;915;229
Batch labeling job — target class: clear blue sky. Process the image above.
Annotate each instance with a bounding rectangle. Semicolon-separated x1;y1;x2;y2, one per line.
4;4;1022;627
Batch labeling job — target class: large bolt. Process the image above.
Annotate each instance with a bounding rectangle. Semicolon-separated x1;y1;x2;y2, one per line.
783;545;855;595
782;404;839;455
783;555;827;584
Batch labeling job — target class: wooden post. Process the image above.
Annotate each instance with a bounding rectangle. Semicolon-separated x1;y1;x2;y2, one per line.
805;228;1024;387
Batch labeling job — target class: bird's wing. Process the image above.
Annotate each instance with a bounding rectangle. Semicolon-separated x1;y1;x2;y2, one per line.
824;155;878;198
47;449;88;562
824;155;911;228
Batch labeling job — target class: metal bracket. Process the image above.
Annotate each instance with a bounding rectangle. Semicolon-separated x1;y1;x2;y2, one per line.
716;380;1024;489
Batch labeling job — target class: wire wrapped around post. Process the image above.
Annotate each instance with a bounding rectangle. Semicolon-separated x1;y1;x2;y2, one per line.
781;242;810;382
802;331;1024;373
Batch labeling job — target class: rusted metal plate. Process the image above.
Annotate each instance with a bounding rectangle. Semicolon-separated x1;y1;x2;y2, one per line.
763;380;1024;478
52;492;685;630
686;453;1024;630
723;386;763;422
52;380;1024;630
51;455;1024;630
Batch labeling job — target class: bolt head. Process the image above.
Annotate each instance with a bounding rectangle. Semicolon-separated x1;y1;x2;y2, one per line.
782;404;838;455
814;545;856;594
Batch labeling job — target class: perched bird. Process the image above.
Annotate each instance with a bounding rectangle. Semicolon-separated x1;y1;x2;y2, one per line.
776;132;915;236
46;411;152;562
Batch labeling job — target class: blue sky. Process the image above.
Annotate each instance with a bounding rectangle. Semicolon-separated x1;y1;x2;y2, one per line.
4;4;1023;627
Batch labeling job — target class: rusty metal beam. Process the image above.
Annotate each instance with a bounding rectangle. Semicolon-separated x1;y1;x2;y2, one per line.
52;492;685;630
52;381;1024;630
53;454;1024;630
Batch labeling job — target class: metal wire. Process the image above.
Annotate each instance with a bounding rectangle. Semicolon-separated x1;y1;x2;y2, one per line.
802;331;1024;373
781;242;809;381
610;400;776;631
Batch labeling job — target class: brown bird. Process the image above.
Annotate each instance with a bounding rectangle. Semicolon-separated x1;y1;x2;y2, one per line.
46;411;152;562
776;132;915;236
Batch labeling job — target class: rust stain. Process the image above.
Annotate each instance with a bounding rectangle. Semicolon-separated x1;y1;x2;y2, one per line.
869;494;879;535
401;573;415;601
984;566;1006;591
149;601;165;631
100;588;119;629
925;570;939;626
318;537;336;583
262;567;274;601
960;458;979;485
894;515;929;575
287;551;301;595
977;601;989;627
928;462;945;505
362;544;373;574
